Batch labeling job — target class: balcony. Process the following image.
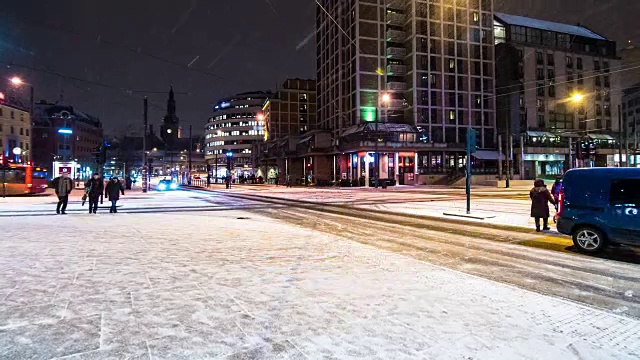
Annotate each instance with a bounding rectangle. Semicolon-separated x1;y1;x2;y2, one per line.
387;82;407;91
386;0;405;10
386;12;406;26
386;46;407;59
386;64;407;76
386;29;407;43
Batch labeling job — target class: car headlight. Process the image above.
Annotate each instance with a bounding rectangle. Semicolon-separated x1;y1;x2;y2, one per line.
158;184;166;190
170;183;178;189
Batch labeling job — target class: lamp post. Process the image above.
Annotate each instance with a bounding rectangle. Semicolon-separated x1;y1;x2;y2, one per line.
10;76;34;115
257;113;267;183
225;151;233;189
570;92;591;168
379;93;391;188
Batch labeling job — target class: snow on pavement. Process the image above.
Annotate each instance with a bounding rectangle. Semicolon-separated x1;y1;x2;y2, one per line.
0;209;638;359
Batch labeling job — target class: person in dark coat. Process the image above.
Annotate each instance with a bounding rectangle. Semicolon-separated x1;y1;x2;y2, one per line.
84;174;104;214
530;179;556;232
52;173;74;214
105;177;125;213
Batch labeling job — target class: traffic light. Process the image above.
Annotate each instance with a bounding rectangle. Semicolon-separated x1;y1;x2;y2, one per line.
576;141;584;160
466;128;477;153
586;141;596;159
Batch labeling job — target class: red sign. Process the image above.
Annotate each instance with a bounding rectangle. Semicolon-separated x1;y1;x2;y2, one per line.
59;167;72;174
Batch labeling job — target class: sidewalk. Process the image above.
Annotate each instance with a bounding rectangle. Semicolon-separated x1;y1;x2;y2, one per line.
1;210;638;358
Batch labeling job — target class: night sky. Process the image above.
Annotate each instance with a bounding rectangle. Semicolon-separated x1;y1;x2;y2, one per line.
0;1;635;136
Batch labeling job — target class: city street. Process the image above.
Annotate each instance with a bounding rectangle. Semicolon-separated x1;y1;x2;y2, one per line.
0;187;639;359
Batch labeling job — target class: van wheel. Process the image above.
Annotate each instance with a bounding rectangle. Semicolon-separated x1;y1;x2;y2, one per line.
572;226;607;253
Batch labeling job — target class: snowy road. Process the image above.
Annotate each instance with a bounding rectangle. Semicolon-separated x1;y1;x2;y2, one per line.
0;189;639;359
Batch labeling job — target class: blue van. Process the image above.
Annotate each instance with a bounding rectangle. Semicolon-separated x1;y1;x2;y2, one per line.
557;168;640;253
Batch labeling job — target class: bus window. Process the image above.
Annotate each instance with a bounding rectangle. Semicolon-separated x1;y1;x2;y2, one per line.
33;171;48;179
1;169;27;184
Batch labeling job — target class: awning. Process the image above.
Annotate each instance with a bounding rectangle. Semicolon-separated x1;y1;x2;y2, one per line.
341;123;417;137
472;150;505;160
526;131;558;138
588;133;615;140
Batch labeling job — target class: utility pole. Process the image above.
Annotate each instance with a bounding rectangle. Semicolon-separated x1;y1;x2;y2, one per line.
142;97;148;193
623;104;630;167
618;104;624;167
498;134;503;180
505;116;511;188
466;129;477;214
188;124;193;185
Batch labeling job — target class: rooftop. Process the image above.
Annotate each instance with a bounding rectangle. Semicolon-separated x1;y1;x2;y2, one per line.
495;12;606;41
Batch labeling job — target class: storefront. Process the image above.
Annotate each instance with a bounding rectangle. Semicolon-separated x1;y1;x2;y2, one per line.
522;153;566;179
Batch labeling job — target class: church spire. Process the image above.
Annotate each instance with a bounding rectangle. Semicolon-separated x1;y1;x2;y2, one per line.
166;85;177;121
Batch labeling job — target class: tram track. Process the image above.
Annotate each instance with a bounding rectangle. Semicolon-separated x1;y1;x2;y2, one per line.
188;188;640;319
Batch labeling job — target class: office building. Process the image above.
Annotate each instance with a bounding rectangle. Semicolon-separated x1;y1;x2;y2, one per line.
0;91;31;164
494;12;622;177
204;91;271;180
316;0;497;186
31;101;103;177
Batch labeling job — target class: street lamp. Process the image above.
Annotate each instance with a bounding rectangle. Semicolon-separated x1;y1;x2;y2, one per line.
225;152;233;189
10;77;23;86
570;92;591;167
570;93;585;104
9;76;34;114
376;92;391;188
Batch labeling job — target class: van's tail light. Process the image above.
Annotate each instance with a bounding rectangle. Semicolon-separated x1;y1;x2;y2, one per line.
557;189;564;216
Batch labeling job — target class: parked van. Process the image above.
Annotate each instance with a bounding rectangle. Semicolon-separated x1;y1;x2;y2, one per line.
557;168;640;253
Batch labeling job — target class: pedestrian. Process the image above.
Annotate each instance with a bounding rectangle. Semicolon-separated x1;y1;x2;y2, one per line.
105;177;125;213
84;174;104;214
550;177;563;223
52;172;74;214
530;179;556;232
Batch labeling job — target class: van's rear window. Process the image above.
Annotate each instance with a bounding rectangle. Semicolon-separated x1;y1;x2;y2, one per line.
610;179;640;206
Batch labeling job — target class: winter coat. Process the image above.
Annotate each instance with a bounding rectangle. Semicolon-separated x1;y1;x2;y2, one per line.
84;178;104;198
105;180;125;201
52;176;73;197
530;186;555;218
551;181;562;199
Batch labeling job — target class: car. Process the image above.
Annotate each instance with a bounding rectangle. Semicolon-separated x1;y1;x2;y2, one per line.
557;168;640;253
157;179;178;191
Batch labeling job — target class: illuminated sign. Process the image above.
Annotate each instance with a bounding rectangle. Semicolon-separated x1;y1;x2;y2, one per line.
220;102;231;109
58;128;73;135
361;107;376;122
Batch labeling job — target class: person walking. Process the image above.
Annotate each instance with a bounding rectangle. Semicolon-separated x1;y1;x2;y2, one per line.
530;179;556;232
84;174;104;214
105;177;125;213
52;172;74;214
550;177;563;223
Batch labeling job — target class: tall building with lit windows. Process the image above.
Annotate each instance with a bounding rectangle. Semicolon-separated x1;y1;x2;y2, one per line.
204;91;271;178
316;0;498;186
494;12;622;177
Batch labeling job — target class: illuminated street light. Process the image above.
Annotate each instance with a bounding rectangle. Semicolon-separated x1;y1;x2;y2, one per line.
167;129;172;134
12;147;22;155
570;93;585;103
381;93;391;104
257;113;265;121
10;76;24;86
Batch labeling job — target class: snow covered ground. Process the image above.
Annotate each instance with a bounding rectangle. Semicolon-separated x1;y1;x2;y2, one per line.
0;193;638;359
